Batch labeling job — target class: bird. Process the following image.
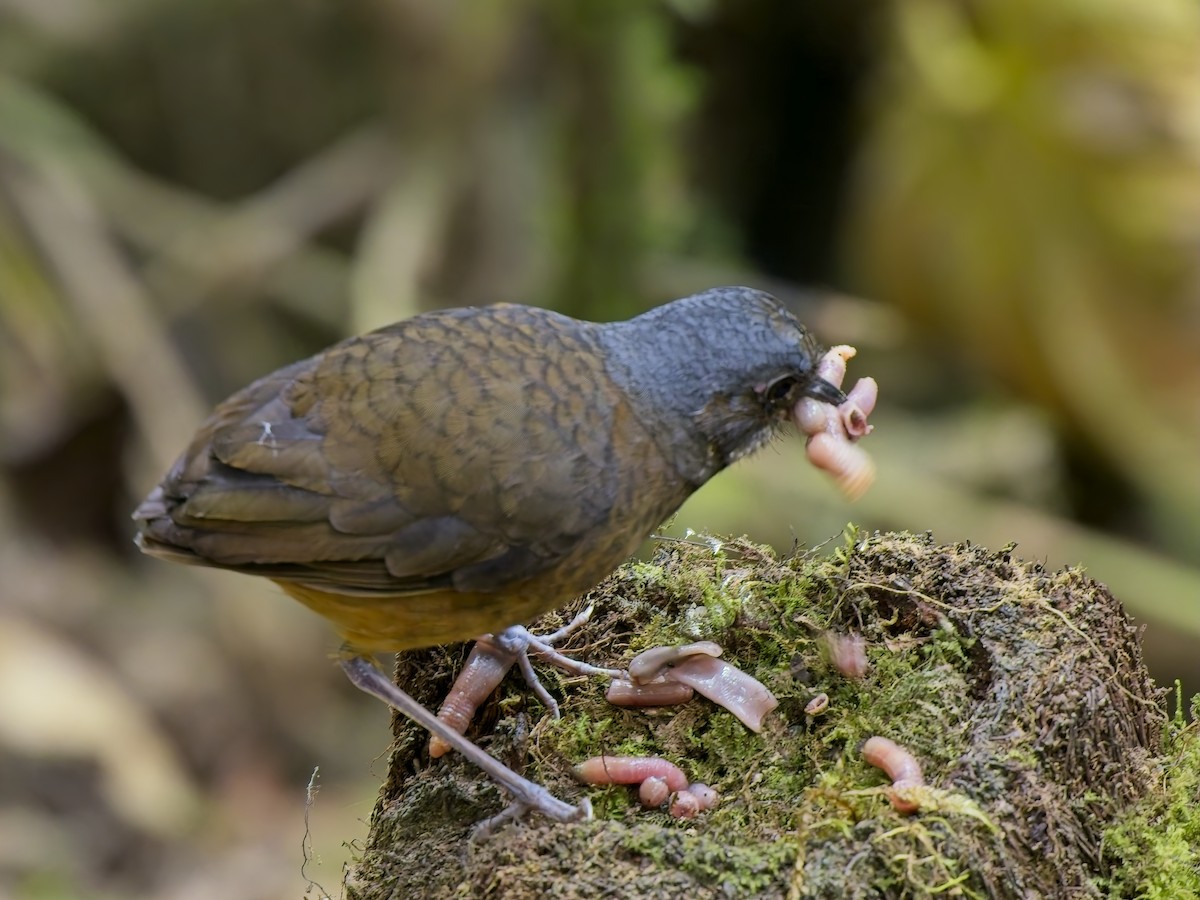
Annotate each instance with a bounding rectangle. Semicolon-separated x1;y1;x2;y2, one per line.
133;286;848;829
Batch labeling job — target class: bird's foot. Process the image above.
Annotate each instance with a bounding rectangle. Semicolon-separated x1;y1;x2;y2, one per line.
471;794;594;840
341;655;591;834
496;604;626;715
427;605;623;757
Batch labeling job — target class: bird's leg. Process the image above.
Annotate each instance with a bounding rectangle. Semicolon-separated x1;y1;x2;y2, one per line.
340;655;590;836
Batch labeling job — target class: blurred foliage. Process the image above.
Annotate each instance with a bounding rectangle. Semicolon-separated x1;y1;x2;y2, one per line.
0;0;1196;897
848;0;1200;553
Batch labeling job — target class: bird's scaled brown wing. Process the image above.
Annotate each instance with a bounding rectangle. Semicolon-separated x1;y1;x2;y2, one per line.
137;309;625;597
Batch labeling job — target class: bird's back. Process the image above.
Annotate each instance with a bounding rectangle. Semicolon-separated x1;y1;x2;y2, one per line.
135;304;693;650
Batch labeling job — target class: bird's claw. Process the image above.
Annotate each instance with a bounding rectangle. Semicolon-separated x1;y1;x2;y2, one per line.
343;655;585;834
471;796;592;841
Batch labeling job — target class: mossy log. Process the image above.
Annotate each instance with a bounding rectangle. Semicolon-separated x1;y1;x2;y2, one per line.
344;531;1198;899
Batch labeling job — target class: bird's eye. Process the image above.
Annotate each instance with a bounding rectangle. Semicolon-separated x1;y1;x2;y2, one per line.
764;375;799;404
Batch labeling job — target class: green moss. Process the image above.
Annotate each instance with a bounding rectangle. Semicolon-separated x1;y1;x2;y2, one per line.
348;531;1168;899
614;822;800;894
1098;684;1200;899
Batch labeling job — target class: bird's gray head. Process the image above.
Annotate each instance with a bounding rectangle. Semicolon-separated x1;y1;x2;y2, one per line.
599;287;845;485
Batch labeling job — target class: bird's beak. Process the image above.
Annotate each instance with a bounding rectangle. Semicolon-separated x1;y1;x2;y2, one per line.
804;377;847;406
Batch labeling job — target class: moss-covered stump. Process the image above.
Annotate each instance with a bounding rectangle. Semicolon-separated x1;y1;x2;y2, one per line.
344;531;1199;899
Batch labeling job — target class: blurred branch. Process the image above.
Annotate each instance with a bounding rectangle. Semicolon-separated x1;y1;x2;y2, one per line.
0;179;102;458
140;125;395;321
1033;271;1200;542
110;166;351;332
350;142;455;334
0;613;201;835
3;156;207;472
0;0;150;75
0;73;351;332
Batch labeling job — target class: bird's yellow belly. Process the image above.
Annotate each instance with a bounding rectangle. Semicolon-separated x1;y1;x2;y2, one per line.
274;579;564;652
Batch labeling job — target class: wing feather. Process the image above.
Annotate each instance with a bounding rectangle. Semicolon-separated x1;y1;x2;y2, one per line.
136;307;624;596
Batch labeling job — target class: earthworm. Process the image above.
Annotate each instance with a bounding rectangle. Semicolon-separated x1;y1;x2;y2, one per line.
804;434;875;501
665;655;779;733
576;756;721;818
793;345;878;501
574;755;690;793
628;641;722;684
824;631;869;680
638;776;670;808
815;343;854;386
606;641;778;731
605;678;696;707
795;345;876;437
605;639;721;706
428;637;517;758
685;782;719;809
668;783;721;819
842;377;878;438
669;789;700;818
862;736;924;814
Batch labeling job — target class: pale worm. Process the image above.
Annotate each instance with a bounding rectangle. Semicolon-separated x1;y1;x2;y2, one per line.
428;637;517;758
793;344;878;500
638;776;671;809
842;377;878;437
606;642;778;731
605;639;721;707
668;782;720;819
665;655;779;733
574;755;690;793
685;782;719;809
804;434;875;501
576;757;722;819
862;736;924;814
628;640;722;684
669;789;700;819
605;678;696;707
824;631;869;680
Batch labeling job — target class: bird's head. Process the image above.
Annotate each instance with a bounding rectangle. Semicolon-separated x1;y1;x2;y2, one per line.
600;287;845;485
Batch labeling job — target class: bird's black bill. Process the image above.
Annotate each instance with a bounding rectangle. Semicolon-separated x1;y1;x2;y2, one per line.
805;377;847;406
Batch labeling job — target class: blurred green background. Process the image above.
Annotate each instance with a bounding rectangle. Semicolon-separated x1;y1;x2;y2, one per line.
1;1;1197;897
